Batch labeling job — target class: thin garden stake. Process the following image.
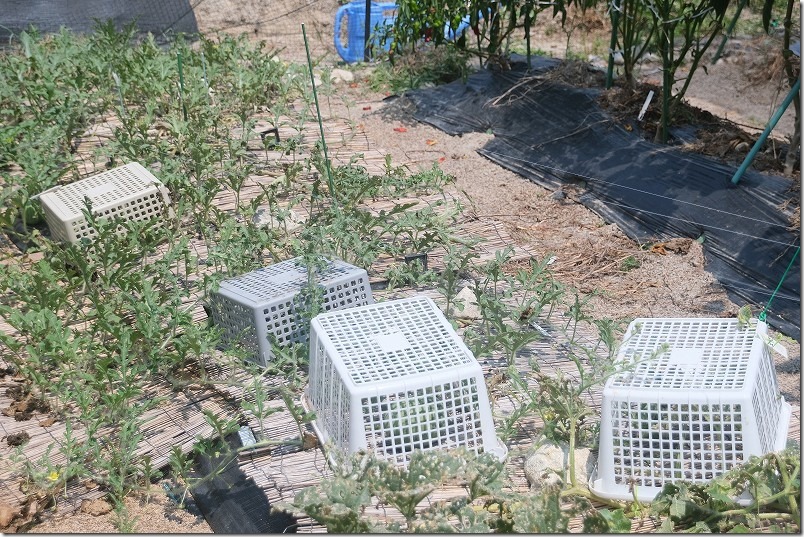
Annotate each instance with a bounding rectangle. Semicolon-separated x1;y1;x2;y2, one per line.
111;71;127;118
758;246;800;322
201;51;209;92
177;51;188;120
302;23;337;205
364;0;371;62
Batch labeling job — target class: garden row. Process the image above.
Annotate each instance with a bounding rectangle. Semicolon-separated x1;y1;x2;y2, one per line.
0;24;798;532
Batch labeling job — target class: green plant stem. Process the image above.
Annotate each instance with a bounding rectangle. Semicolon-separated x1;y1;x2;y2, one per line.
699;482;800;525
567;420;577;488
606;0;620;89
705;508;794;523
560;486;624;509
776;453;801;520
235;438;302;453
668;23;720;119
301;23;336;206
177;51;187;121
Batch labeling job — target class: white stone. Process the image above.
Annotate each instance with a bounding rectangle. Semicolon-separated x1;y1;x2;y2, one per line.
641;52;661;63
453;286;481;320
524;441;598;491
524;444;564;490
588;55;607;70
252;207;306;231
331;68;355;84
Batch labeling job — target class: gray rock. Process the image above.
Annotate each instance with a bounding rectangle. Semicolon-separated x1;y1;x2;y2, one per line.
551;189;567;201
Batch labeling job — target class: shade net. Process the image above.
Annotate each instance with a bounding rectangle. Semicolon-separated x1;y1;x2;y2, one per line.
0;0;199;43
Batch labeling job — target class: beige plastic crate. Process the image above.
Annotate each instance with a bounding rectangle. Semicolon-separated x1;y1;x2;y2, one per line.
38;162;173;244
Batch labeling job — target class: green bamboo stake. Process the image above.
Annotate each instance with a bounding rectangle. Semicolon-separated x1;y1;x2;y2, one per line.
201;51;209;92
731;77;800;184
177;51;188;120
302;23;337;205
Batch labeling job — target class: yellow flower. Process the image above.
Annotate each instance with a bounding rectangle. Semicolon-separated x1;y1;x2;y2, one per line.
47;470;59;482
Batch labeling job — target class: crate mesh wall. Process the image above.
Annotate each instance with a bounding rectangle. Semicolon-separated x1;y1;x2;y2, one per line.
753;347;783;454
306;296;506;467
39;162;172;244
361;377;485;462
592;317;790;502
210;257;373;366
211;293;261;357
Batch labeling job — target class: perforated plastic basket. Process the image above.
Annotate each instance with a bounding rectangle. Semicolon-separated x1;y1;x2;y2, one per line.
305;295;507;466
38;162;173;244
210;257;373;366
591;317;791;502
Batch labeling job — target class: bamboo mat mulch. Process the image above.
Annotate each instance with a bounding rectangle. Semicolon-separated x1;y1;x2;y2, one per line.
0;363;245;519
0;194;539;524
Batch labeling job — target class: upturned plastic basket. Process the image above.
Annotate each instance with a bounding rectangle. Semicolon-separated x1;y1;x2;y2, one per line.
591;317;791;503
305;295;507;466
209;257;373;366
38;162;173;244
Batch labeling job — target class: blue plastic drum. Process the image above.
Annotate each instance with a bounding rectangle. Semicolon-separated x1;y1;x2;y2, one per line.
334;1;397;63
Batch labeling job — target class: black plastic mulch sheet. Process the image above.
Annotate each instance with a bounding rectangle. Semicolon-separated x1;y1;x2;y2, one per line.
190;433;297;533
407;57;801;339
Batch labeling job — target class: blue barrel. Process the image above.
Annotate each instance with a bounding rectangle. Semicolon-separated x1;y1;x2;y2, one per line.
334;1;397;63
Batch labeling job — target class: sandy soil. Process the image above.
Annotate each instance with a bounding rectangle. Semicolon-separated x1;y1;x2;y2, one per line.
18;1;801;532
27;487;211;534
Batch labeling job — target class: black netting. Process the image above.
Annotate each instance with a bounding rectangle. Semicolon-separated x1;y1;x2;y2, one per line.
0;0;201;43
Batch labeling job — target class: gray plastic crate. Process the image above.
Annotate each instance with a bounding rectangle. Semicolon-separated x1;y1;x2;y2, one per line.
38;162;172;244
210;257;373;366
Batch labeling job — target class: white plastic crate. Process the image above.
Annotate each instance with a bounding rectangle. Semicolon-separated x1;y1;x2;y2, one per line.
591;317;791;502
305;295;507;466
210;257;373;366
38;162;173;244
